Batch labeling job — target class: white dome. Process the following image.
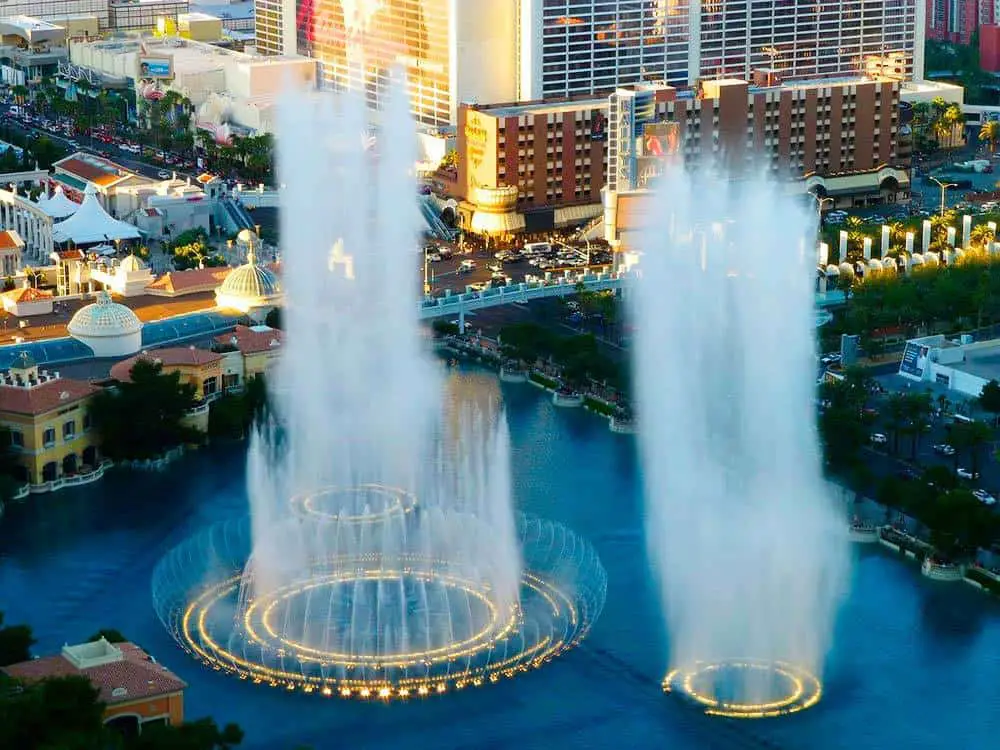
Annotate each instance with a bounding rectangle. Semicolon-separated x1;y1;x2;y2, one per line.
119;253;147;273
218;262;281;300
68;292;143;338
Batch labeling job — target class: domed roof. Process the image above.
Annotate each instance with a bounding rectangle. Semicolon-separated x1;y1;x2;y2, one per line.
68;292;143;338
217;236;281;302
119;253;147;273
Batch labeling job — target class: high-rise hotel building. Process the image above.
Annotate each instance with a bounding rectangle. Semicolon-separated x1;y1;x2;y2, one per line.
258;0;924;126
523;0;924;99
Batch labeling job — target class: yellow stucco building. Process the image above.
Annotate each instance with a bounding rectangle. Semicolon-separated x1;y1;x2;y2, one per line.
0;353;100;487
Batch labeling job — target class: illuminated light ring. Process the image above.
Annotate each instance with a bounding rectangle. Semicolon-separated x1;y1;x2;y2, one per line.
662;660;823;718
288;483;417;524
153;514;607;701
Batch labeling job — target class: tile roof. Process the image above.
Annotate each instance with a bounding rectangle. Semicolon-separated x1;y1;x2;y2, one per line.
54;249;85;261
3;286;54;303
145;268;230;296
215;324;284;355
0;376;98;416
0;230;24;250
196;173;218;184
54;153;136;188
110;347;222;381
2;642;186;705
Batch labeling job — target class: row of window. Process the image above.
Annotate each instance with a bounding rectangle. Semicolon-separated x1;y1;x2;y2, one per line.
8;413;92;451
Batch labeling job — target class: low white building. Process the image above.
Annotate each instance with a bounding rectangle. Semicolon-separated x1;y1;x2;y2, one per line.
122;176;214;239
898;334;1000;398
51;185;142;247
88;254;154;298
1;286;53;317
69;35;316;135
67;291;144;357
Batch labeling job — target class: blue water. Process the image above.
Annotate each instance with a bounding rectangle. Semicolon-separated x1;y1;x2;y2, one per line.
1;369;997;750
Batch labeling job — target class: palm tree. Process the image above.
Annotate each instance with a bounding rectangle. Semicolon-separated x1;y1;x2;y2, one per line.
979;120;1000;153
951;420;993;478
943;104;964;148
885;393;908;455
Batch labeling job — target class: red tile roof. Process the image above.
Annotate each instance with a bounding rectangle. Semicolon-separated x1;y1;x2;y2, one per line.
3;286;53;303
54;249;85;261
0;230;24;250
215;324;284;355
2;642;186;705
110;347;222;381
196;173;218;184
145;268;230;296
0;377;98;416
54;154;135;188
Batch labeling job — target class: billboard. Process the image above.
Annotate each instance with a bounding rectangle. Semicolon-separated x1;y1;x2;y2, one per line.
138;56;172;79
590;110;606;142
635;121;680;188
632;90;655;137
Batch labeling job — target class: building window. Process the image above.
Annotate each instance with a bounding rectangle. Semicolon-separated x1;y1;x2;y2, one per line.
43;428;55;447
223;374;240;392
83;413;92;431
63;421;76;440
203;377;219;397
10;430;23;448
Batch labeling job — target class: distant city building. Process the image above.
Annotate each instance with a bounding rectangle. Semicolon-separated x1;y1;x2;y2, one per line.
926;0;983;45
456;75;911;236
0;1;110;29
981;24;1000;71
191;0;254;33
109;0;190;31
253;0;290;54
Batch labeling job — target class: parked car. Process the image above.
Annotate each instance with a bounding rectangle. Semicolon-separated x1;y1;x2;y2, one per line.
933;443;956;456
957;467;980;480
973;489;996;506
870;433;888;445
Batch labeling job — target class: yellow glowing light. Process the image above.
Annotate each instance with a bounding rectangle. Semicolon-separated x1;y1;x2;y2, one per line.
662;660;822;719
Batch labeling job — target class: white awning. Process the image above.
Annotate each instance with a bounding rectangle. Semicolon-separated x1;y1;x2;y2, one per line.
40;185;81;220
52;185;141;245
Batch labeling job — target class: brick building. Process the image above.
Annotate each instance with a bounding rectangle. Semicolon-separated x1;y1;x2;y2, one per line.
457;74;909;235
926;0;985;45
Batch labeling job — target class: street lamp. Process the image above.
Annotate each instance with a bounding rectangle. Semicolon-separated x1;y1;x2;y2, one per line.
812;194;834;222
929;176;957;217
423;247;431;297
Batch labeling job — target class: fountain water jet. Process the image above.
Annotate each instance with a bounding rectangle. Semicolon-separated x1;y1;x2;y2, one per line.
151;81;607;699
631;168;849;717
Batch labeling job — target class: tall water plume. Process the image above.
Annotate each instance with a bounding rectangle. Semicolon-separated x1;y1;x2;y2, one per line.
241;79;521;668
632;168;849;703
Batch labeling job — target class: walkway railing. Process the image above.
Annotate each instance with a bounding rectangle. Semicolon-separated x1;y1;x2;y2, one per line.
28;460;112;495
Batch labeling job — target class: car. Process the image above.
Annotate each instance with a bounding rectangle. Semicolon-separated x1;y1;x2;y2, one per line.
458;260;476;273
487;263;503;273
973;489;997;505
933;443;956;456
870;433;888;445
426;253;442;262
957;467;980;480
157;170;171;179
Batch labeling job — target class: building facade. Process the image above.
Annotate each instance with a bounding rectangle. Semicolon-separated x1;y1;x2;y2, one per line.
254;0;291;54
0;352;99;486
0;1;110;29
109;0;191;31
520;0;925;99
457;76;909;234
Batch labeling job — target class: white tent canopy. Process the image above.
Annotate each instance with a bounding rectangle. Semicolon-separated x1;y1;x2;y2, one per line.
40;185;81;220
52;184;141;245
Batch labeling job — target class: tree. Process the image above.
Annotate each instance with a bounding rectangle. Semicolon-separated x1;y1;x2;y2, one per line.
130;718;244;750
950;420;993;478
977;379;1000;425
884;393;908;455
91;358;200;460
87;629;127;644
263;307;282;330
0;674;109;750
980;119;1000;153
0;612;35;666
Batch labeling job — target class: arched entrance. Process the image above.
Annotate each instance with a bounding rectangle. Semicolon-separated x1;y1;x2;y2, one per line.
82;445;98;468
62;453;77;475
42;461;57;482
105;714;141;739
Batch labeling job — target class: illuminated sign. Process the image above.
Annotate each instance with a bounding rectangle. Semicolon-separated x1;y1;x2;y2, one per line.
138;56;172;80
590;111;606;142
464;112;489;171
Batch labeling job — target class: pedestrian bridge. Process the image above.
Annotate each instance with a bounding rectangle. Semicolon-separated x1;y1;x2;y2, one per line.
419;271;839;327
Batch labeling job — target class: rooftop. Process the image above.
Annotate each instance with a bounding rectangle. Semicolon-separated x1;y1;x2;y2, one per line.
0;372;97;415
4;286;54;303
53;152;145;189
952;344;1000;382
0;230;24;250
146;267;231;296
2;640;186;705
214;324;283;355
110;346;222;381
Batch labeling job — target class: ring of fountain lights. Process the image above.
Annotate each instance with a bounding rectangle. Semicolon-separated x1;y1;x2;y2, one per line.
288;483;417;524
662;660;822;718
155;508;606;702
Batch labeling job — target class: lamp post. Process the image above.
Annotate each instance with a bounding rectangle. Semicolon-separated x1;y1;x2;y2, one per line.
929;176;957;217
813;194;834;222
423;247;431;297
